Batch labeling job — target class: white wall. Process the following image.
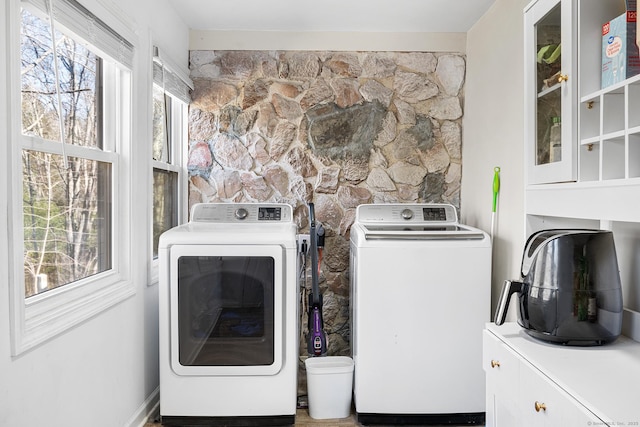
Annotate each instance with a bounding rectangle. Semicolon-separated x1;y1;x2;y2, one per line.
461;0;528;316
189;30;467;52
0;0;188;426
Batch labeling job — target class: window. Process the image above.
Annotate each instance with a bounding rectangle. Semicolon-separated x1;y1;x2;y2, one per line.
152;84;178;259
10;0;136;354
151;48;191;263
22;151;113;297
21;8;111;296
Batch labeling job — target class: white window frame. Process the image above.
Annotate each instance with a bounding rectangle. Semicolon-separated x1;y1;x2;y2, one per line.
148;48;191;285
8;0;136;355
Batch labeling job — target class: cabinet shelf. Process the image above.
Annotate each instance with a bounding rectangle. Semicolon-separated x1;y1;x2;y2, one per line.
526;178;640;222
579;136;599;146
578;71;640;182
580;73;640;102
602;130;626;141
538;83;561;98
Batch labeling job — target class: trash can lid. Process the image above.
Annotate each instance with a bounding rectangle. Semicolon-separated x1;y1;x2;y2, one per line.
305;356;354;374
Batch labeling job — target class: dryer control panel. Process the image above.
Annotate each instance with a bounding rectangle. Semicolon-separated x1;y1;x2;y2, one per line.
356;203;458;225
190;203;293;223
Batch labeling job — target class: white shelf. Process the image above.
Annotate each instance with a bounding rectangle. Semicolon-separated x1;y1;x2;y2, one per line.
538;83;561;98
602;130;626;141
580;73;640;102
579;135;600;146
578;71;640;183
525;179;640;223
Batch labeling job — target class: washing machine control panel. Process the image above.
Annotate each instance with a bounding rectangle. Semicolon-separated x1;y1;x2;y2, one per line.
356;203;458;225
190;203;293;223
422;206;448;222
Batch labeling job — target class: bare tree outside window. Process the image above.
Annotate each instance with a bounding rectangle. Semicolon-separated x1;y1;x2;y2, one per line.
152;168;177;259
152;84;179;259
21;8;111;297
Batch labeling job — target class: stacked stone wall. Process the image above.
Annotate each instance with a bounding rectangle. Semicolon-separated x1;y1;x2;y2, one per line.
187;50;465;369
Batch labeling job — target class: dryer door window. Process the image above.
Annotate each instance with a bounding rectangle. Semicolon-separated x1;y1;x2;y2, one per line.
169;245;284;376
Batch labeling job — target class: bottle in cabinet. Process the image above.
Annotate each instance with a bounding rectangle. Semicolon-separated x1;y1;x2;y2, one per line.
549;116;562;162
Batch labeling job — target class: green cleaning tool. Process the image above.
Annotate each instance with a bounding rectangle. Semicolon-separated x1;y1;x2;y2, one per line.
491;166;501;240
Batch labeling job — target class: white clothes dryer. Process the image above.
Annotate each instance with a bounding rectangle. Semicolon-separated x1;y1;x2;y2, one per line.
350;203;491;425
158;203;298;426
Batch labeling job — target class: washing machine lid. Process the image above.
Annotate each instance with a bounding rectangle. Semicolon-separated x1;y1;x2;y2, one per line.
359;224;485;240
354;203;486;240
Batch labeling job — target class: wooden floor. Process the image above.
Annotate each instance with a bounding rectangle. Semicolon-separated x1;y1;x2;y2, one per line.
294;408;361;426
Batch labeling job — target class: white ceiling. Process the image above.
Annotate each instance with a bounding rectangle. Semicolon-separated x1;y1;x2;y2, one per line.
167;0;497;33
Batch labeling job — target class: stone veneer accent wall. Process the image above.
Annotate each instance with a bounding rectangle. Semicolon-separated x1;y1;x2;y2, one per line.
187;50;465;361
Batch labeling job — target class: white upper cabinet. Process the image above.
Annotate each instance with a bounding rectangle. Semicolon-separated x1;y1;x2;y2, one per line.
525;0;577;184
525;0;637;186
523;0;640;224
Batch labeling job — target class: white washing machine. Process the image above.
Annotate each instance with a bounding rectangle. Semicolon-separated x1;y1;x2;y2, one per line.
158;203;298;426
350;203;491;425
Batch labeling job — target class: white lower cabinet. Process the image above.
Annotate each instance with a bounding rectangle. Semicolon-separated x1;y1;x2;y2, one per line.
484;330;520;426
518;362;596;426
483;326;610;427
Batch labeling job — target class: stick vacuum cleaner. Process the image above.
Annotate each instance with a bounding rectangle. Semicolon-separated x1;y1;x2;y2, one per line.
306;203;327;357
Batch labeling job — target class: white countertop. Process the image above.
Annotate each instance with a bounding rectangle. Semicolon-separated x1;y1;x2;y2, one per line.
486;322;640;425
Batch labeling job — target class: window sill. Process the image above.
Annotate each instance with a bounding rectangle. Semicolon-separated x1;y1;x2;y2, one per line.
11;273;135;355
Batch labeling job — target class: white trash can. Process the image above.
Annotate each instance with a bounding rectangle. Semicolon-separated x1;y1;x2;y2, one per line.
304;356;354;419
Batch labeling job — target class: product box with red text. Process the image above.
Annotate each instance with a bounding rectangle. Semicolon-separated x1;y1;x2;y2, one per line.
602;0;639;88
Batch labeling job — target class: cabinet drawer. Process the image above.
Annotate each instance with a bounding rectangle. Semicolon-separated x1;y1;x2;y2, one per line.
519;361;604;426
483;330;520;387
484;330;521;427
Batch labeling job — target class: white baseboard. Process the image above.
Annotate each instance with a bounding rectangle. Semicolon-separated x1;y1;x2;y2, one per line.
126;387;160;427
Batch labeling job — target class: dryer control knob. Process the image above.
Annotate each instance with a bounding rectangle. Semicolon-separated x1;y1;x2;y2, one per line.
235;208;249;220
401;209;414;220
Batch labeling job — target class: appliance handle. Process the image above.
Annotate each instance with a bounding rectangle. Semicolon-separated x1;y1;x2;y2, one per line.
364;231;486;240
494;280;523;326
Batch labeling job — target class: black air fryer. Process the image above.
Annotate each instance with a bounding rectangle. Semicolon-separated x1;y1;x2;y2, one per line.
495;229;623;345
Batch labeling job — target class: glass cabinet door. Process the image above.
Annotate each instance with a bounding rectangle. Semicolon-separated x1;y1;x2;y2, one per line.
526;0;577;184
